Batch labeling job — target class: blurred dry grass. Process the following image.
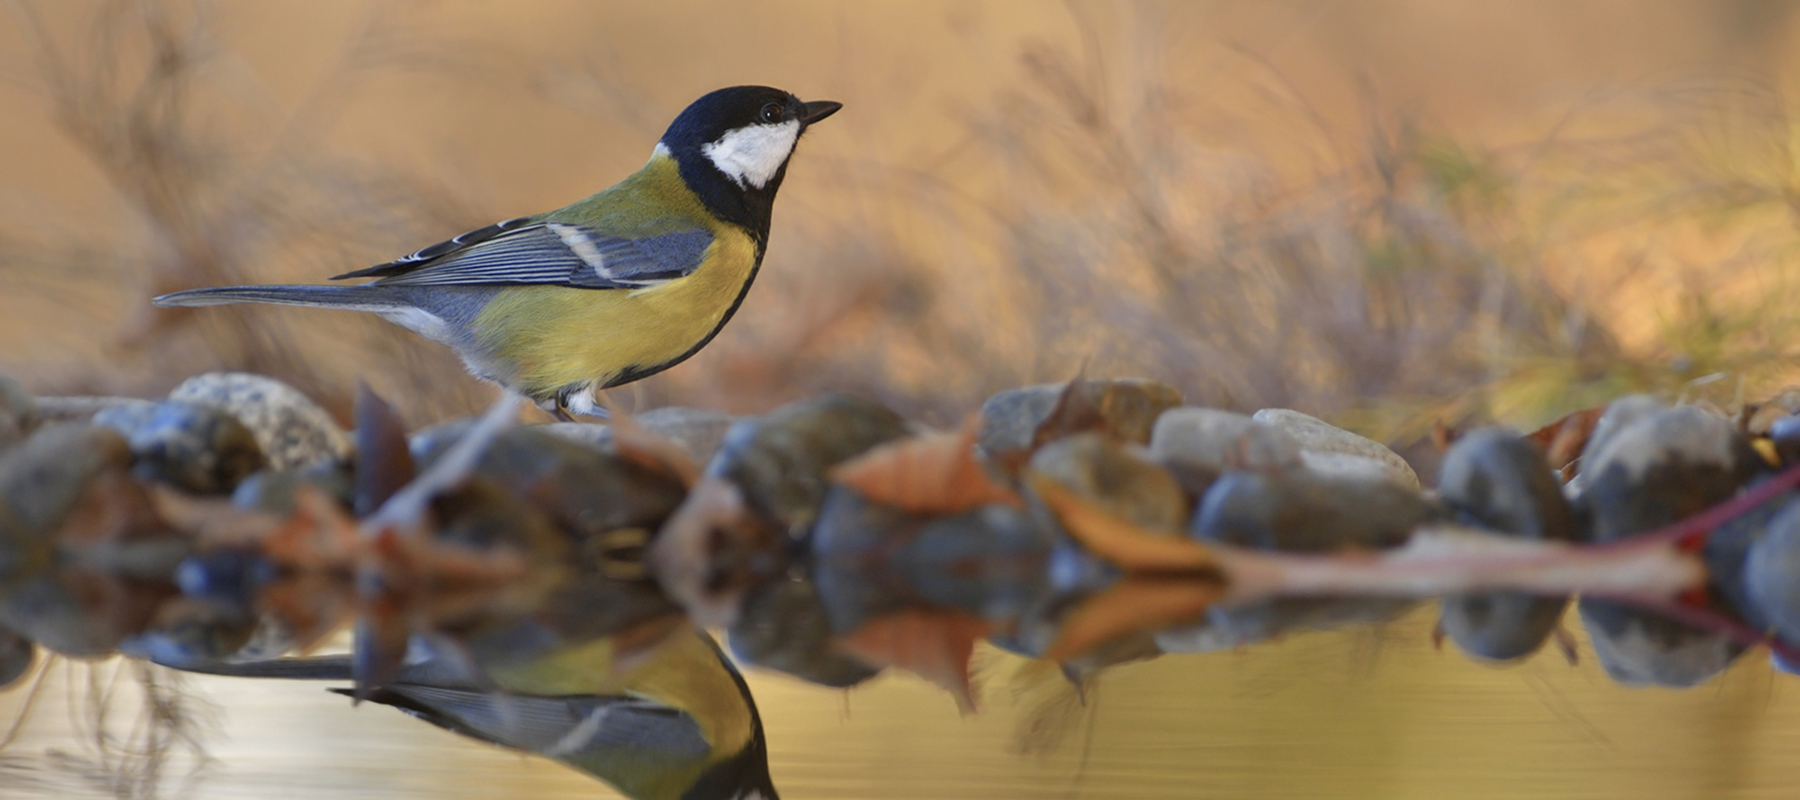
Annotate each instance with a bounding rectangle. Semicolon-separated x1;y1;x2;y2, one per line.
2;0;1800;463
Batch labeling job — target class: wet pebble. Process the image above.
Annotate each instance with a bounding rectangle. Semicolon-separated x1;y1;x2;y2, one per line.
1183;469;1439;646
542;407;738;466
1029;432;1190;532
977;379;1182;455
97;401;268;494
1147;408;1300;494
1577;403;1761;687
812;485;1053;638
230;460;356;515
1746;502;1800;655
1435;428;1577;662
118;598;257;668
169;372;350;469
1250;409;1419;490
1565;394;1663;493
0;423;134;534
707;394;913;538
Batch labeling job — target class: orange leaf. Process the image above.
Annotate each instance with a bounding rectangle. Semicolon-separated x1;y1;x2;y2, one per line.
1526;406;1604;472
837;609;993;713
1028;476;1219;574
830;418;1021;514
1044;578;1222;661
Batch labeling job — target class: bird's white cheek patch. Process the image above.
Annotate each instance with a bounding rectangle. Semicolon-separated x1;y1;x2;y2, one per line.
702;120;800;189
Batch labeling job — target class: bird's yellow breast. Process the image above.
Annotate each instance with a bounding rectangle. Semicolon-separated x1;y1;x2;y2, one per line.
469;154;762;399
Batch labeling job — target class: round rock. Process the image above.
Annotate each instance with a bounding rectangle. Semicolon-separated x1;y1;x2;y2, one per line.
1435;428;1577;662
1251;409;1418;490
169;373;350;469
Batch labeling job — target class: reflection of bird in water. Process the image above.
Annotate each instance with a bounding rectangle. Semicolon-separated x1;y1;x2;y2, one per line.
179;626;775;800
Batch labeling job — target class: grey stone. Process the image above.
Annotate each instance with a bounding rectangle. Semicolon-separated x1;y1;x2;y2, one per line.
977;379;1182;455
169;373;350;469
1251;408;1419;490
1149;407;1301;473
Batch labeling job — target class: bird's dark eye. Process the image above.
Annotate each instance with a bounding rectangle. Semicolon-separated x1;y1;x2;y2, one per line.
760;103;784;123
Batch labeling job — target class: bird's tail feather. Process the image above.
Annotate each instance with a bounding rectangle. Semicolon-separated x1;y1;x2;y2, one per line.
153;285;394;311
157;654;354;680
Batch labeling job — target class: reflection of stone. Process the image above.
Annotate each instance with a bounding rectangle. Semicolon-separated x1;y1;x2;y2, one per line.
1435;428;1576;662
1186;468;1440;647
729;576;880;688
1577;404;1760;687
1747;502;1800;671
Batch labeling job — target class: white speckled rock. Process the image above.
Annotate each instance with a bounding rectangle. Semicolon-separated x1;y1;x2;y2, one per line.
1251;408;1418;490
169;373;350;469
1148;407;1301;473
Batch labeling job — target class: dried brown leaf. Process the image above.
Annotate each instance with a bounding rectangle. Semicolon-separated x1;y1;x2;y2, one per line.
1526;406;1604;473
830;418;1021;514
1028;476;1218;574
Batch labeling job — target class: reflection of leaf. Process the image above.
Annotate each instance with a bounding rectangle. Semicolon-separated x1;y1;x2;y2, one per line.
1028;476;1218;573
258;573;353;653
836;609;993;713
831;419;1021;514
1045;579;1221;661
262;486;362;571
1526;406;1604;475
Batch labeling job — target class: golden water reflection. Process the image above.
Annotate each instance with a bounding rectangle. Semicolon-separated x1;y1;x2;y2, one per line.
6;607;1799;799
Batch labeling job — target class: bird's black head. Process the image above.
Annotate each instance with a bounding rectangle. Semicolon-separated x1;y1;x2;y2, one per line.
658;86;841;243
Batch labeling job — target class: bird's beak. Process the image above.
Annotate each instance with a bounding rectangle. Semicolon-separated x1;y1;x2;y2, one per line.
798;100;842;126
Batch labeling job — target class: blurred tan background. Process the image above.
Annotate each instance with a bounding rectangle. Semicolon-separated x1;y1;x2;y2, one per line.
6;1;1800;440
8;2;1800;798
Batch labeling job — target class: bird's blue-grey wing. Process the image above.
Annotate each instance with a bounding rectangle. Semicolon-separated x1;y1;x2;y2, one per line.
382;685;713;760
335;220;712;290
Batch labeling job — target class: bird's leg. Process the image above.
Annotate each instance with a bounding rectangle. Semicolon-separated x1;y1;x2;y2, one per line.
552;390;576;423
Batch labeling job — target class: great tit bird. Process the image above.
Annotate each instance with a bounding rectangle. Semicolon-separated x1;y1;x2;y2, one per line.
172;626;776;800
153;86;842;420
